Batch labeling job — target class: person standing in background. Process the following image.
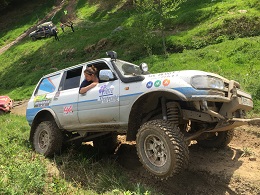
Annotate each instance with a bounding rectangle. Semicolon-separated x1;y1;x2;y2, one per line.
52;28;59;41
60;23;65;32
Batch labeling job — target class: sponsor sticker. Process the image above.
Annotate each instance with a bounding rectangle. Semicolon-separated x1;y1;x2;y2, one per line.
98;85;119;103
63;105;73;115
34;94;51;107
146;81;153;89
163;79;170;86
154;80;161;87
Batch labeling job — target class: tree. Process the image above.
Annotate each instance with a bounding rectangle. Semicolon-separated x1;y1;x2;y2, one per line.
134;0;186;55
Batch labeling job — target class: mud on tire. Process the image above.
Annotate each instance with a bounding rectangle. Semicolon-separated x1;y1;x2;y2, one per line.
197;129;234;148
33;121;63;157
136;119;189;179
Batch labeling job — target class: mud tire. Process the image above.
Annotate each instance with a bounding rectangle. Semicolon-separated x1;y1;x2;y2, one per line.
136;119;189;179
197;129;234;148
33;121;63;157
31;36;36;41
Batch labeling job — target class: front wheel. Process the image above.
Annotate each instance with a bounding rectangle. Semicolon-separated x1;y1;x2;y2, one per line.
33;121;63;157
136;119;189;179
197;129;234;148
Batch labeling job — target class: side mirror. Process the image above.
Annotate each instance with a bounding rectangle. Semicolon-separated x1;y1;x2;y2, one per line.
99;69;115;81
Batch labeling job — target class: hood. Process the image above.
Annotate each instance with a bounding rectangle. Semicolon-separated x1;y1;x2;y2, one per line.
0;96;11;104
29;30;36;36
144;70;229;84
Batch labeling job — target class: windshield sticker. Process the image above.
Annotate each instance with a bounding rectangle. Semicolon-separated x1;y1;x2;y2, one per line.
146;81;153;89
98;85;119;103
39;77;56;93
154;80;161;87
34;94;51;107
63;105;73;115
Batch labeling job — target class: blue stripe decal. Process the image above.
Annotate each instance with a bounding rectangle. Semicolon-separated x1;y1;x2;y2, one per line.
26;87;208;123
175;87;208;97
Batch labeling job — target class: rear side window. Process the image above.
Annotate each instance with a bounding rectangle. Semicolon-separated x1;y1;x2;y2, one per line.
60;67;82;91
35;74;61;96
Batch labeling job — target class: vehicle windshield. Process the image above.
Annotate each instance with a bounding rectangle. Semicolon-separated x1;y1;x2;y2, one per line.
114;60;144;77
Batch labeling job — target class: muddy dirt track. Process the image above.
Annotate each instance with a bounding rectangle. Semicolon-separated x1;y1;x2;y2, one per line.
12;102;260;195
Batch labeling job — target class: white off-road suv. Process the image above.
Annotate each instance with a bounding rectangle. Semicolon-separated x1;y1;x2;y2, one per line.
26;51;258;179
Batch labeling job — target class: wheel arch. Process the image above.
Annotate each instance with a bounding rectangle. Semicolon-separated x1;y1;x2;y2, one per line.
126;89;187;141
29;108;61;142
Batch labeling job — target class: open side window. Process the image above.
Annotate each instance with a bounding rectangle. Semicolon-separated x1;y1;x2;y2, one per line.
59;67;83;91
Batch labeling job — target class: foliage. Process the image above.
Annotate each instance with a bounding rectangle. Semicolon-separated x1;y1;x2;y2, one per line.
0;114;154;194
0;0;259;193
0;115;46;194
134;0;187;55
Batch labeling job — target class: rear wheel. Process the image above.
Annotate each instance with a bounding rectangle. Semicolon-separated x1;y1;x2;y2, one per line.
136;119;189;179
197;129;234;148
33;121;63;157
31;36;36;41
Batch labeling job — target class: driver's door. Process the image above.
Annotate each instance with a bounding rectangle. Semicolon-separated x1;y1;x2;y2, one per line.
77;63;120;126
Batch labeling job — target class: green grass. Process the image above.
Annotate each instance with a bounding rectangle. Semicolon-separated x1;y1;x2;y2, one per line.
0;0;259;111
0;114;154;194
0;0;55;47
0;0;259;193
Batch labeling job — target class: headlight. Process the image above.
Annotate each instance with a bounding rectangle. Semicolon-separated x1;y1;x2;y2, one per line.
191;75;224;90
140;63;148;72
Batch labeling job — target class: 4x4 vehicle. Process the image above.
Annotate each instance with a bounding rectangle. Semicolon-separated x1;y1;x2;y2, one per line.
29;21;57;41
26;51;259;179
0;96;13;115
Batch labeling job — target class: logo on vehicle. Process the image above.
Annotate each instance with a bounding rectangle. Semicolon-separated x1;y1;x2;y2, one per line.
154;80;161;87
63;105;73;115
34;95;51;107
163;79;170;86
146;81;153;88
98;85;119;103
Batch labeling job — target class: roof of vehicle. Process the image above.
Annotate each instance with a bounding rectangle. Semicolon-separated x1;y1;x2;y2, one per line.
41;58;112;78
37;21;54;28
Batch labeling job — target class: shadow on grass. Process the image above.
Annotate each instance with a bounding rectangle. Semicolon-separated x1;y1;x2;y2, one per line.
50;140;244;195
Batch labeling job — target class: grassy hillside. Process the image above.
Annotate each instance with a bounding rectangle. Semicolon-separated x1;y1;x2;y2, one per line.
0;0;259;112
0;114;154;194
0;0;260;194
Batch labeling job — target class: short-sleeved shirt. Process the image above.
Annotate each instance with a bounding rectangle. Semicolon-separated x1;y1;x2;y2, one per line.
79;80;92;92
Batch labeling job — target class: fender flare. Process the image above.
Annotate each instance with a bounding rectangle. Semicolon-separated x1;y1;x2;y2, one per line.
126;88;187;141
130;88;187;108
29;108;62;142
